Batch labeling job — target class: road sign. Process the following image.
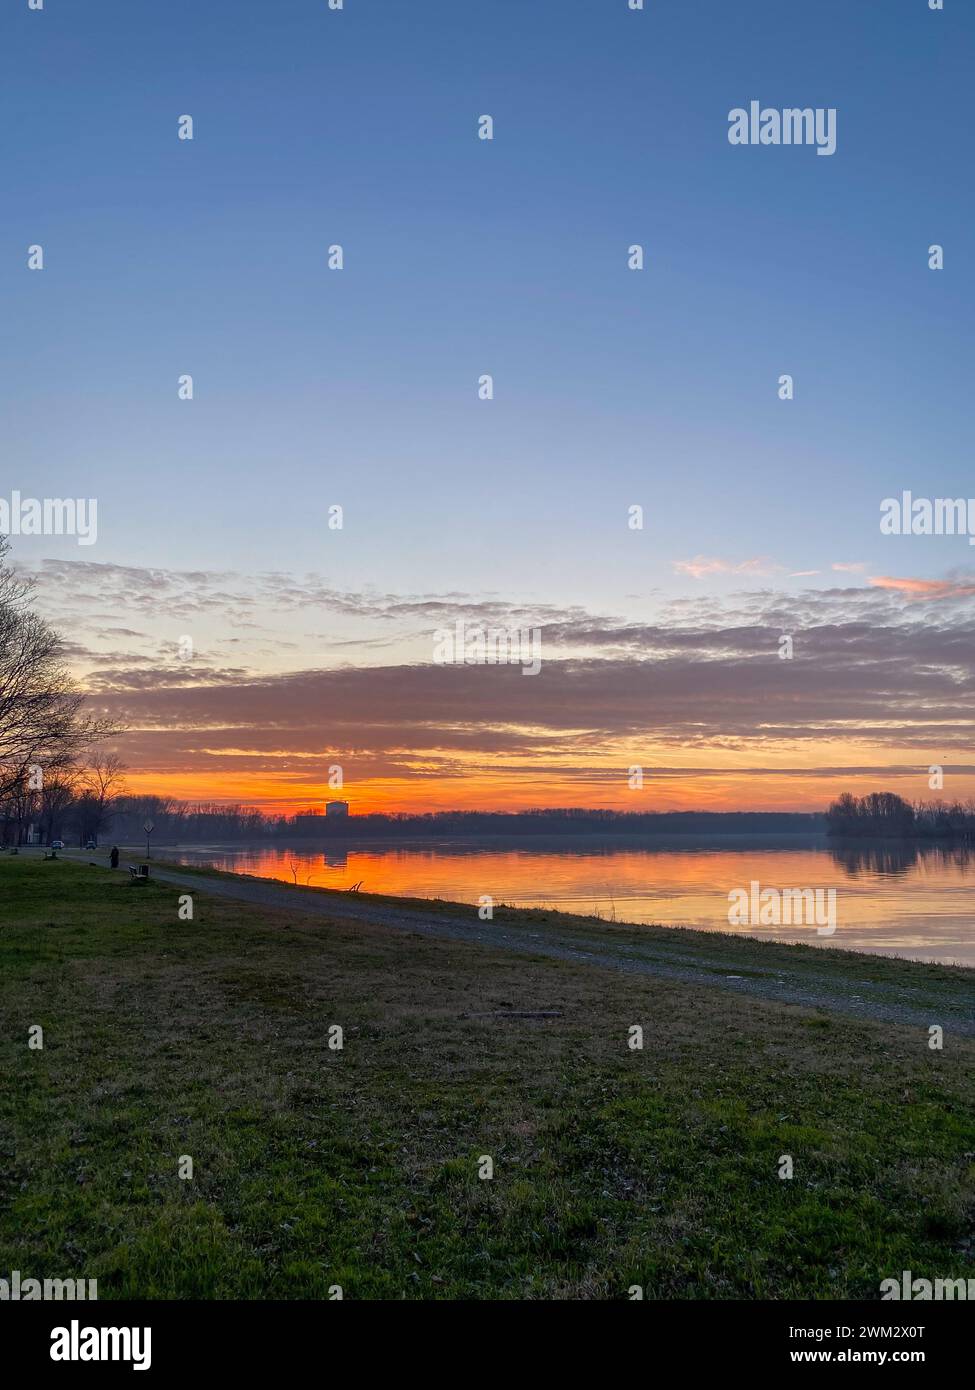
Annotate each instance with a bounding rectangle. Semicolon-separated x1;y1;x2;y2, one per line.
143;821;154;834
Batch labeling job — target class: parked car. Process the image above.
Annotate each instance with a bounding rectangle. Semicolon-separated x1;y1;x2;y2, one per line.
51;840;65;850
85;841;97;850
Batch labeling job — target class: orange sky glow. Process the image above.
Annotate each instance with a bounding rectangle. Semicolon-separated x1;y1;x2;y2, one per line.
119;748;964;818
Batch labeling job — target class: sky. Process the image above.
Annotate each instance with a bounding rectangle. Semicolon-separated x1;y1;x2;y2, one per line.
3;0;974;814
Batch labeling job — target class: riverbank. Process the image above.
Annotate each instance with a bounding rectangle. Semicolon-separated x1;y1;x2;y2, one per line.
1;854;973;1299
162;837;975;968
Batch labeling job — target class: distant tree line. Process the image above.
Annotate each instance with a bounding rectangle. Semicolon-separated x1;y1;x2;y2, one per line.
287;809;826;840
73;805;824;846
826;792;975;839
20;789;975;849
4;799;832;848
109;797;276;845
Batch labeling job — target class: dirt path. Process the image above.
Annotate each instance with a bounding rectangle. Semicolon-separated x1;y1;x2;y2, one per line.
62;851;974;1035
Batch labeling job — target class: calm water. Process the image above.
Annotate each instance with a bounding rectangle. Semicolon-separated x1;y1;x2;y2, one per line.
171;835;975;967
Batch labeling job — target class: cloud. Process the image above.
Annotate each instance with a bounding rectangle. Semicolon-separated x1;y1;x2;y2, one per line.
28;556;975;795
86;604;975;781
26;558;602;638
868;574;975;600
673;556;781;580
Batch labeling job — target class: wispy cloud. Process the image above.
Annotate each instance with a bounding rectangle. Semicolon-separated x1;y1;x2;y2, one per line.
868;574;975;600
673;556;781;580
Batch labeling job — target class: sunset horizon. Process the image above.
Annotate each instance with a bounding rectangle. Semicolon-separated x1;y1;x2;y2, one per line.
38;563;975;819
21;539;975;818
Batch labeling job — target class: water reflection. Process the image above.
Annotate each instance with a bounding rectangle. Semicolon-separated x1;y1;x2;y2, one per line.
827;839;975;878
172;835;975;967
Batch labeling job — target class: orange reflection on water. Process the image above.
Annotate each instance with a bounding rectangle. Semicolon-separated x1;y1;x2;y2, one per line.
172;837;975;967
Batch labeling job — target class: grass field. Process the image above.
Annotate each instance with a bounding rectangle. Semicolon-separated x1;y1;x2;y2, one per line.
1;854;973;1300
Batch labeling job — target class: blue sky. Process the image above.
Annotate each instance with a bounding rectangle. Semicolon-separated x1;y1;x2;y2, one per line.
3;1;973;810
4;0;970;599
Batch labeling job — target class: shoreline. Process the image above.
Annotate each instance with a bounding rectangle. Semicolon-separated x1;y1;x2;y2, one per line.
110;844;975;973
52;849;975;1033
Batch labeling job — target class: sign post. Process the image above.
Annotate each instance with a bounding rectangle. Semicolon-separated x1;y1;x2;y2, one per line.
144;820;154;861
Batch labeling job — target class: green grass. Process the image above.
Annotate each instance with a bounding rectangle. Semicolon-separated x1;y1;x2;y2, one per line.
0;854;973;1299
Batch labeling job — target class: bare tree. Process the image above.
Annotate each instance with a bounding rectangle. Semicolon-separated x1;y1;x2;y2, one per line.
1;773;36;847
0;536;118;801
39;765;82;844
76;752;127;845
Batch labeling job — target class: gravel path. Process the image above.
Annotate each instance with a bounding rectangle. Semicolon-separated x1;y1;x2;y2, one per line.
65;853;975;1035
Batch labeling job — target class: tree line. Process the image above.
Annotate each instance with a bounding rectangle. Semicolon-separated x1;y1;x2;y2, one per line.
5;794;832;848
825;792;975;839
114;806;825;845
281;809;827;840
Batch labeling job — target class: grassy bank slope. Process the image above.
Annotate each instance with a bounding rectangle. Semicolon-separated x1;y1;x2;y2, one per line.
0;856;972;1299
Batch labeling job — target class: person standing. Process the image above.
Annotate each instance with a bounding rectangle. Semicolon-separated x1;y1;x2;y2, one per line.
110;846;120;869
